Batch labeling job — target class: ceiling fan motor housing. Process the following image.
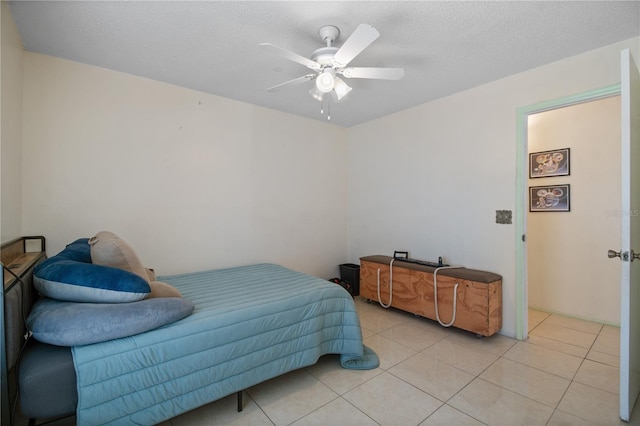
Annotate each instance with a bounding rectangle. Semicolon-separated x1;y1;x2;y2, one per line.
311;47;339;66
318;25;340;44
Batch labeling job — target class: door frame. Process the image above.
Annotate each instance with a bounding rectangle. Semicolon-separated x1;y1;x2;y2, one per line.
515;84;621;340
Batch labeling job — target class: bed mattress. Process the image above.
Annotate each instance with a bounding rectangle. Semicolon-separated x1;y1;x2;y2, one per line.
72;263;368;425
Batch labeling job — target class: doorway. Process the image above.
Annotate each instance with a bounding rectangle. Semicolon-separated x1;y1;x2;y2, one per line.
515;84;621;340
526;96;621;327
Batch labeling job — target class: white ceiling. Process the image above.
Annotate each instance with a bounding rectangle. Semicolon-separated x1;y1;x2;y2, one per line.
8;1;640;127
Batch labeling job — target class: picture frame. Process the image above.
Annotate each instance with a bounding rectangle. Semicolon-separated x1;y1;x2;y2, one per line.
529;184;570;212
529;148;570;178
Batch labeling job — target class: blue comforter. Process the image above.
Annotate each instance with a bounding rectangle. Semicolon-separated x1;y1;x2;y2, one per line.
72;263;375;425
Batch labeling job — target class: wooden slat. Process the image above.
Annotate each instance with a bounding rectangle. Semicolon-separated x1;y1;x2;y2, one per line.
1;240;24;267
3;253;43;287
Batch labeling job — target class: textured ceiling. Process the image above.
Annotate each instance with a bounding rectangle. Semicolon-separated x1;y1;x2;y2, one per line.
8;1;640;127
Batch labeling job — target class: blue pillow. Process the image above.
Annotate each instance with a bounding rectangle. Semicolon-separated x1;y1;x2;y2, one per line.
27;297;195;346
34;239;150;303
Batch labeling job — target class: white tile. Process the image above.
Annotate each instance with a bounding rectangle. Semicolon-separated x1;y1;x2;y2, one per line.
353;296;373;308
353;297;384;316
420;404;485;426
592;333;620;357
389;352;475;401
526;334;588;358
421;336;500;376
544;314;603;334
527;309;549;331
360;326;376;340
449;332;517;356
529;322;597;349
248;369;338;425
379;322;449;352
547;409;602;426
165;300;620;425
290;397;377;426
305;354;383;395
600;324;620;338
171;393;273;426
449;379;554;425
503;341;582;380
363;334;417;370
573;359;619;394
528;319;541;333
479;358;570;408
586;349;620;368
528;309;550;325
557;382;620;425
358;306;408;333
344;372;441;426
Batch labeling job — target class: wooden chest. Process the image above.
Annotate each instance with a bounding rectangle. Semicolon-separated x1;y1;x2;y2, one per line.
360;255;502;336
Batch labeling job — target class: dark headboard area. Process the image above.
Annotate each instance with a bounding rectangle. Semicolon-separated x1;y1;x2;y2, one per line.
1;236;46;426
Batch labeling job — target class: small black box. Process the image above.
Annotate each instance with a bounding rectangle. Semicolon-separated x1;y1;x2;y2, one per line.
339;263;360;296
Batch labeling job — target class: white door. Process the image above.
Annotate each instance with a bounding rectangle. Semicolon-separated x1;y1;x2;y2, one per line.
619;48;640;422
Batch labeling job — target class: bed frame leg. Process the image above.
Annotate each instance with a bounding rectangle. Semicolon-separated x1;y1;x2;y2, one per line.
237;391;243;412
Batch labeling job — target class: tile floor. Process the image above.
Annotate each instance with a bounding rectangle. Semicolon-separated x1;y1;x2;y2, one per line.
18;299;640;425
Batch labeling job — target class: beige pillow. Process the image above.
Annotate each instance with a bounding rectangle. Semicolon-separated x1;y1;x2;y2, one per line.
145;281;183;299
89;231;149;282
146;268;157;282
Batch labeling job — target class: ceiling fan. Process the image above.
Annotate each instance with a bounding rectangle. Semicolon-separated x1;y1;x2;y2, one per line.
260;24;405;116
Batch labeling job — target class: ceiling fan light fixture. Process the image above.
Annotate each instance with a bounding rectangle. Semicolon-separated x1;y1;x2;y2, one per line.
332;77;352;102
315;68;335;93
309;86;324;102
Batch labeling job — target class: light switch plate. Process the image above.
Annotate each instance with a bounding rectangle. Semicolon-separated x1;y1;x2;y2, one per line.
496;210;512;224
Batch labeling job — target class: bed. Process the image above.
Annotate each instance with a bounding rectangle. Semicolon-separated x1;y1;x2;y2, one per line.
1;236;377;425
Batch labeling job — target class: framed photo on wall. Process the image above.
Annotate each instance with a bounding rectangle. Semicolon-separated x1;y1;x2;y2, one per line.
529;148;570;178
529;184;570;212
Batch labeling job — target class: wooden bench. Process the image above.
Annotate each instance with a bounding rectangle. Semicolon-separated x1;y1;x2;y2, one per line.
359;255;502;336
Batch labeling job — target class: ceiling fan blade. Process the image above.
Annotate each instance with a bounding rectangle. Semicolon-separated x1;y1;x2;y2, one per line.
267;74;316;92
341;67;405;80
260;43;321;71
332;24;380;68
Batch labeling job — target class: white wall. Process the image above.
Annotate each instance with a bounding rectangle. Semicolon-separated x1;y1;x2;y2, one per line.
1;2;24;243
527;96;621;324
16;30;640;337
21;53;348;278
348;37;640;338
